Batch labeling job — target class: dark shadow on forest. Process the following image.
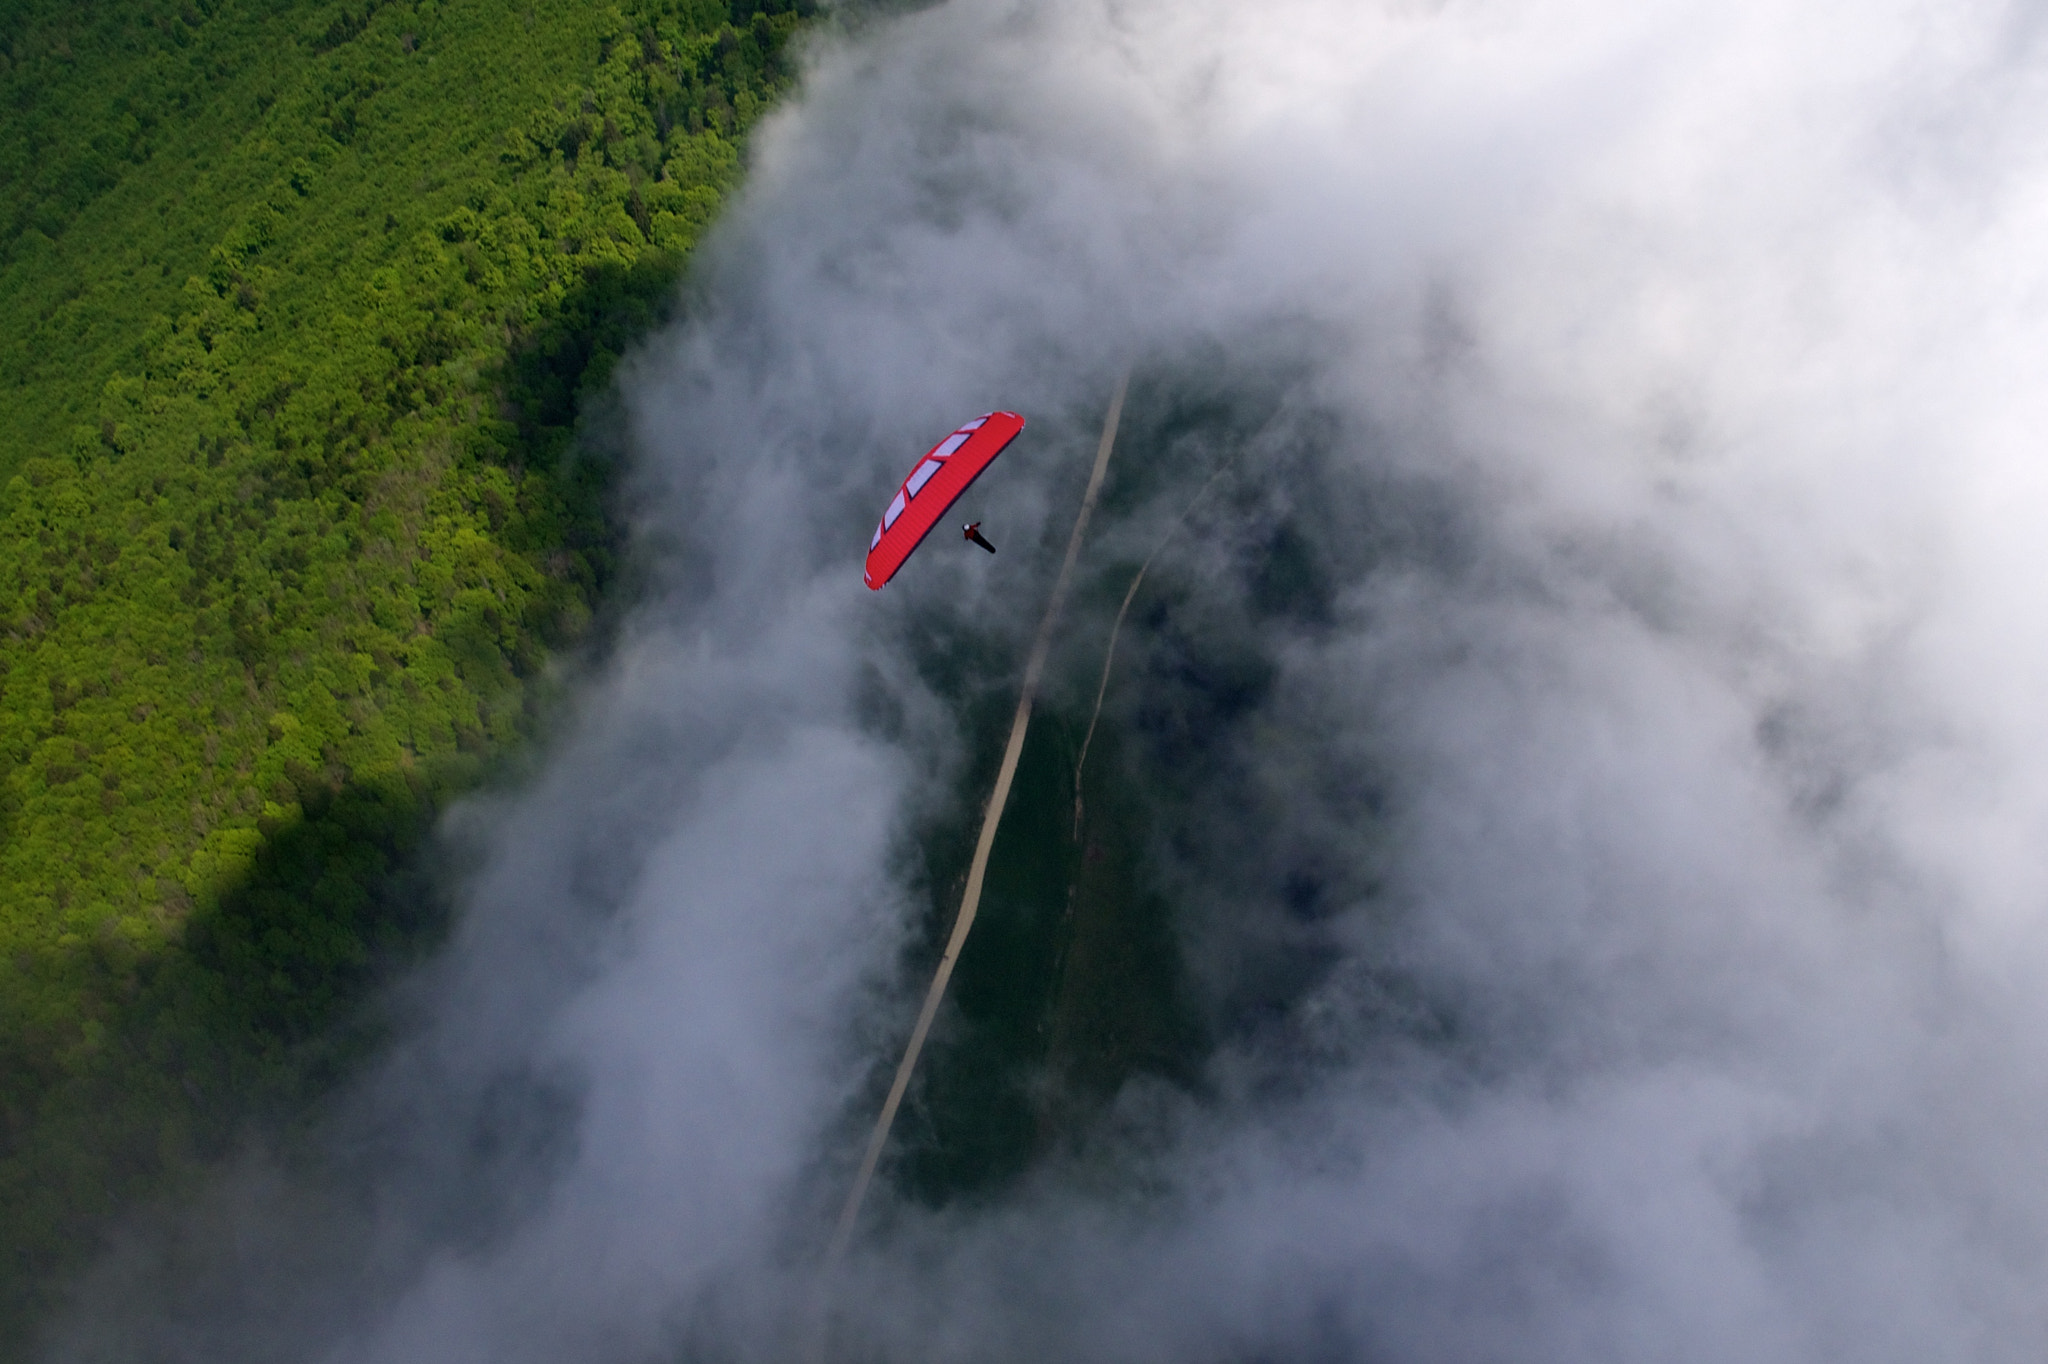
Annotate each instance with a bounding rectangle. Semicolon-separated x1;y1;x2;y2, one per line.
0;251;690;1364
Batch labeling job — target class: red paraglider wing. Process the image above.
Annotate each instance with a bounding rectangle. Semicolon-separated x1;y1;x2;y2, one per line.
863;411;1025;589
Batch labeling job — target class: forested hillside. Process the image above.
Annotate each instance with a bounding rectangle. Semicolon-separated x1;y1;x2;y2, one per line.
0;0;810;1345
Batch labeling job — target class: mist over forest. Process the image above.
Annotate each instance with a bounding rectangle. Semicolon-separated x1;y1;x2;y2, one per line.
14;0;2048;1361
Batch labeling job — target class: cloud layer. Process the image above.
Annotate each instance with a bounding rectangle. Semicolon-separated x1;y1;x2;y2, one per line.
54;1;2048;1359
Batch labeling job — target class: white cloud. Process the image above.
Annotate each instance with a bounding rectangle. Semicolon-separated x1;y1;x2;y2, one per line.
55;1;2048;1359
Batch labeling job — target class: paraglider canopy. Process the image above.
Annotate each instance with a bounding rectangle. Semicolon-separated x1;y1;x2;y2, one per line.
864;412;1025;589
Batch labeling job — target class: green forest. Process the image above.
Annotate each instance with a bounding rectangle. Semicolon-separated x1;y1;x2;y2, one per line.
0;0;811;1345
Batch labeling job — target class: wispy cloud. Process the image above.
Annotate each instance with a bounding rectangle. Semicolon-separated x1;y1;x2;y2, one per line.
53;1;2048;1359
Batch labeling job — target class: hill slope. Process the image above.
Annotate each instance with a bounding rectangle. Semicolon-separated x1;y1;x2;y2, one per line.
0;0;810;1344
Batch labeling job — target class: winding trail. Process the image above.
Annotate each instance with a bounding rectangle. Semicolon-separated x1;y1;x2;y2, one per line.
822;370;1131;1274
1070;457;1236;838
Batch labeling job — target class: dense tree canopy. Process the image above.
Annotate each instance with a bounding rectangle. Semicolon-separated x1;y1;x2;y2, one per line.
0;0;812;1346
